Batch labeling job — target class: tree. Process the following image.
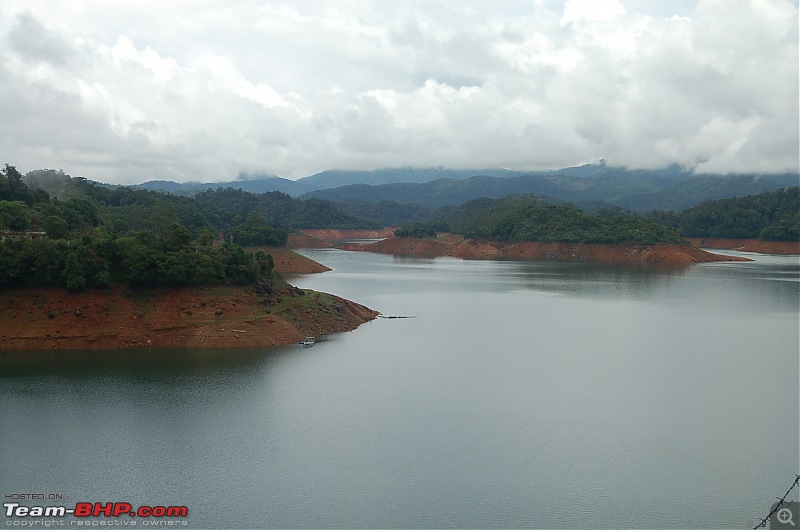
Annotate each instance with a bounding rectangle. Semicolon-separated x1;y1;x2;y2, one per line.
160;251;218;285
759;220;800;241
394;222;439;238
673;187;800;239
197;228;215;247
62;251;87;290
117;233;165;286
254;251;275;275
0;201;31;231
0;164;32;203
43;216;69;239
166;223;192;252
60;197;100;230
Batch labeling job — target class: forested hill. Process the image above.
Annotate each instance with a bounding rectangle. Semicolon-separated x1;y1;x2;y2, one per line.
396;196;688;245
131;167;533;196
651;187;800;241
15;167;374;233
296;167;528;189
301;172;793;211
5;163;797;275
395;187;800;243
1;165;278;290
193;188;375;230
101;164;797;206
0;164;376;290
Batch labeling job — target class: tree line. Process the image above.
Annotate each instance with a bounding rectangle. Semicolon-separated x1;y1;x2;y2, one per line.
193;188;376;230
2;163;796;292
649;187;799;241
0;165;302;289
395;196;688;245
0;227;274;290
392;187;800;244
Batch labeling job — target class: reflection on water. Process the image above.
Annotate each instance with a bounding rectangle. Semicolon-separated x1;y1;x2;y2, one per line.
302;248;799;311
503;258;799;311
1;250;797;529
501;260;688;297
0;346;278;378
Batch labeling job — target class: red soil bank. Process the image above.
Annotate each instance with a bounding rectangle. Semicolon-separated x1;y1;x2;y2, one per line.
341;234;750;264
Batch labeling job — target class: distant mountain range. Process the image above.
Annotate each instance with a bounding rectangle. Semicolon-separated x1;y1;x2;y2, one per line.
78;163;800;212
132;162;671;193
132;166;540;196
301;172;797;212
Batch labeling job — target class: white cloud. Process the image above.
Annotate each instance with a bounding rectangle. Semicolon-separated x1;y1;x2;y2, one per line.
111;36;179;84
0;0;796;183
562;0;626;23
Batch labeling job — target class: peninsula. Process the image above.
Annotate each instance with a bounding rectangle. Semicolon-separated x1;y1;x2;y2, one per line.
340;235;750;264
297;230;751;264
0;249;378;351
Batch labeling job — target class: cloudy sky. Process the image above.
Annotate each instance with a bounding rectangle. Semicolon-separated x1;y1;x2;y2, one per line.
0;0;797;184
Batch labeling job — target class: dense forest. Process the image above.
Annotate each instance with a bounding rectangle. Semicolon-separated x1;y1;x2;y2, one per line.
134;164;798;208
0;164;357;290
650;187;799;241
300;172;793;212
2;162;797;292
395;196;688;245
393;188;799;244
193;188;376;230
334;199;433;228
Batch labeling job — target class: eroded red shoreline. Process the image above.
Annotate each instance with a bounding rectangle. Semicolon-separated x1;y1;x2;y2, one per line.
688;238;799;255
330;232;750;264
0;249;377;351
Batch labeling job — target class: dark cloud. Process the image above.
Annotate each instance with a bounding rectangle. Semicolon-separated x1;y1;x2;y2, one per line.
6;12;75;66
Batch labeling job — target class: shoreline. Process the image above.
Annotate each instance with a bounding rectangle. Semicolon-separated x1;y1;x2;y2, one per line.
0;249;378;352
5;233;785;352
334;233;751;264
298;229;798;259
687;237;799;255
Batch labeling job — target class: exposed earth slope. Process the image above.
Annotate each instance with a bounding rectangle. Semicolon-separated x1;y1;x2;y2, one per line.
337;233;750;264
688;238;799;255
0;250;378;351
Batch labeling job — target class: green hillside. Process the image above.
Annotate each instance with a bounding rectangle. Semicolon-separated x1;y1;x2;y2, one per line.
653;187;800;240
0;164;376;290
397;195;687;245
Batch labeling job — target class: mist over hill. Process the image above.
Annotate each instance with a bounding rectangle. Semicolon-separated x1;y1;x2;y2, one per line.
126;164;798;209
11;162;798;243
131;174;313;196
300;171;795;212
26;164;798;231
130;166;537;196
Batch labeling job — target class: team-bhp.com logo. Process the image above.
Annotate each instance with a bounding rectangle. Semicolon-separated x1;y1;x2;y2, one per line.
4;501;188;526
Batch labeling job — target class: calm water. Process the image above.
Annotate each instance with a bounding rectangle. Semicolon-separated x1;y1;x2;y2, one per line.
1;249;797;529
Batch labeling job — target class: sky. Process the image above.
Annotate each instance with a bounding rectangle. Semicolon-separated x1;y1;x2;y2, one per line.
0;0;797;184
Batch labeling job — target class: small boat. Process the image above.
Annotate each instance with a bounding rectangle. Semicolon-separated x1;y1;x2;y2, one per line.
299;336;315;346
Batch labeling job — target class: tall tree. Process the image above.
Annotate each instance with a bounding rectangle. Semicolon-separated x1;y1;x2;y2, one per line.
0;164;32;203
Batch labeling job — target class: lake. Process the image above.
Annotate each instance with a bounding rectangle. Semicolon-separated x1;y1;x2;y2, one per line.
1;249;797;529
